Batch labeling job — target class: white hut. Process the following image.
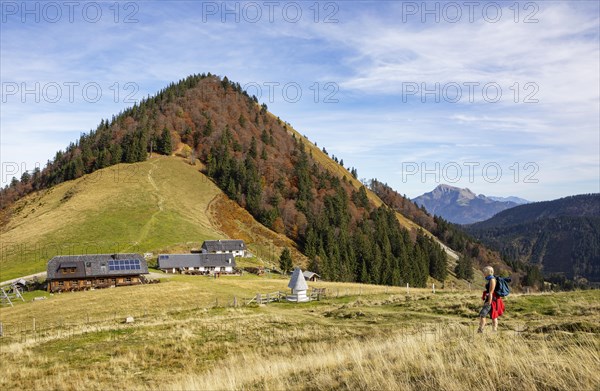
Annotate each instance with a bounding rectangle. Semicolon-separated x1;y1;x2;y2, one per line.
287;267;309;302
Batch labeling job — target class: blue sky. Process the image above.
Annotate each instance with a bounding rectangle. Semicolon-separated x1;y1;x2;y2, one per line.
1;1;599;201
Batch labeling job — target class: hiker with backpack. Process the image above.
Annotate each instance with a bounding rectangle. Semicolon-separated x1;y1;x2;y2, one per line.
478;266;508;333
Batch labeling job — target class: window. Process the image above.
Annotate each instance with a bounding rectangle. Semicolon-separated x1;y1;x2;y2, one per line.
126;277;132;283
58;281;64;286
108;259;142;271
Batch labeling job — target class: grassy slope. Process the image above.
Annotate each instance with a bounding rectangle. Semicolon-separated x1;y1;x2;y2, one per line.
0;278;598;390
0;156;300;281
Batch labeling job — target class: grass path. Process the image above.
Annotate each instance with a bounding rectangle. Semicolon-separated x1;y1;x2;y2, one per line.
135;159;166;246
146;159;165;212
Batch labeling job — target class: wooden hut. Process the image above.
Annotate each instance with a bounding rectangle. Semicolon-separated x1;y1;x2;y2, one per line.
303;271;320;282
46;254;148;292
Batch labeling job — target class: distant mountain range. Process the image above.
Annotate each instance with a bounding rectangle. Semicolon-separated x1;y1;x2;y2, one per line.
467;194;600;282
488;196;530;205
412;184;527;224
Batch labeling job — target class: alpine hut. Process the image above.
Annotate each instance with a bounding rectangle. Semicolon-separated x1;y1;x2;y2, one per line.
46;253;148;292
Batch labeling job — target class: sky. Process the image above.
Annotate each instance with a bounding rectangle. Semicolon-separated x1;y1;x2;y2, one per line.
1;0;599;201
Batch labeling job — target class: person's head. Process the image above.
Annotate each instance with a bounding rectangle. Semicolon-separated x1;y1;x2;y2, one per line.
483;266;494;277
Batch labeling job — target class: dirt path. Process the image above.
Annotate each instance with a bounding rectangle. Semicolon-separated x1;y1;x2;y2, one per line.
0;271;47;286
134;160;165;246
147;160;164;212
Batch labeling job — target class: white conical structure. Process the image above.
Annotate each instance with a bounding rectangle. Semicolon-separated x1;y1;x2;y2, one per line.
287;267;309;302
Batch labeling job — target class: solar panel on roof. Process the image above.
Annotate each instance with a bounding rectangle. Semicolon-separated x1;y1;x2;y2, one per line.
108;259;141;271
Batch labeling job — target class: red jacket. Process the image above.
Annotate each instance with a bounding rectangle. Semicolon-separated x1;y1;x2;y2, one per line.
482;291;505;319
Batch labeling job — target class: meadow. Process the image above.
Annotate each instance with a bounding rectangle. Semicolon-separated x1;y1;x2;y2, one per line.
0;156;301;282
1;274;598;390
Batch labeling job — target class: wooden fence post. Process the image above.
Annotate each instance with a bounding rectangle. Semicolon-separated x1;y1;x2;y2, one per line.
406;283;409;295
432;284;435;294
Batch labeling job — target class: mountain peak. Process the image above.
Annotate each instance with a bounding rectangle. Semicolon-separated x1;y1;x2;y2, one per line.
413;185;520;224
431;184;476;202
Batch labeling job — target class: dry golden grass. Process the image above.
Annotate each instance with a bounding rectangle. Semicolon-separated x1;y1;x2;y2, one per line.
170;325;600;391
0;275;411;326
1;280;598;391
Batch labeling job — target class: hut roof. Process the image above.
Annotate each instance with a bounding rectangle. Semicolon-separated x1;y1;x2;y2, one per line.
201;240;246;253
157;253;235;269
303;271;320;280
288;267;308;291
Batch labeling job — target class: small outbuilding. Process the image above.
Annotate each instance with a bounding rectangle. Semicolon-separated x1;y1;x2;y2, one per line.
287;267;309;302
303;271;320;282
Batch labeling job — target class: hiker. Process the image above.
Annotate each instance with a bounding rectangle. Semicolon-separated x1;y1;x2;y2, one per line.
478;266;505;333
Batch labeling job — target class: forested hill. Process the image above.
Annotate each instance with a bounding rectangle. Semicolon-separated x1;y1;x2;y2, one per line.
1;73;451;287
468;194;600;230
368;180;509;273
468;194;600;283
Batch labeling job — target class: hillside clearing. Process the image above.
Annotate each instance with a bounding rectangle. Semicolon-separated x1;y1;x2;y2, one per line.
0;157;300;281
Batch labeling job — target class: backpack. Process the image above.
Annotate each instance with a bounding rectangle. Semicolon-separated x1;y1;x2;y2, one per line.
494;276;511;297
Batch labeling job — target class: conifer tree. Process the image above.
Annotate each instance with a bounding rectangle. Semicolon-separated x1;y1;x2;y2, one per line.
249;137;257;158
158;128;172;155
455;255;474;281
279;247;293;274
